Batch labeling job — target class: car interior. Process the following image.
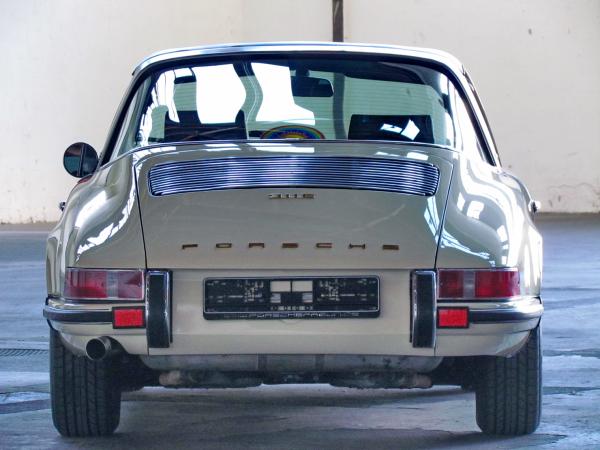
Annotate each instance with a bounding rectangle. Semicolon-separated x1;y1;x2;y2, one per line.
125;57;457;153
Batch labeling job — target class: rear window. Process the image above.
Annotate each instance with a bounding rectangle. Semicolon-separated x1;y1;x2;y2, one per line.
113;55;481;156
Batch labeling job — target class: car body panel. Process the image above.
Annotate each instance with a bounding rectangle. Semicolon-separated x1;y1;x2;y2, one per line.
46;42;542;371
46;154;146;295
437;147;543;296
134;142;453;270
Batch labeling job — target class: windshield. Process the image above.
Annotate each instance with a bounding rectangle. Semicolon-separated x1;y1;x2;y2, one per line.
113;55;481;156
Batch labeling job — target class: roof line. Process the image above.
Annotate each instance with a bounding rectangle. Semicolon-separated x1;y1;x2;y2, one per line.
132;41;463;76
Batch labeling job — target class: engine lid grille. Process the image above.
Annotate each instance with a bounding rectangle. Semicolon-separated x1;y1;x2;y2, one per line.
148;156;440;197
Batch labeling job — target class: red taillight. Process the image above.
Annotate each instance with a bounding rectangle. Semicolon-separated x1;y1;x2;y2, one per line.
64;269;144;300
438;270;464;298
112;307;145;328
116;271;145;299
437;307;469;328
437;269;519;300
474;270;520;298
65;269;107;299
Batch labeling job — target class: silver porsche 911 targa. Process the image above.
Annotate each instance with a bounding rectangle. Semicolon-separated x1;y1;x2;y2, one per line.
45;42;543;437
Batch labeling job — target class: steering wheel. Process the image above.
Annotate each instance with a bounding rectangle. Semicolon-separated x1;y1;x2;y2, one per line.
261;125;325;140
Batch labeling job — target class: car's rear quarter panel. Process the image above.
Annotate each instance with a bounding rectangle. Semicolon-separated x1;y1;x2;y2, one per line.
47;154;146;296
437;148;543;296
46;155;148;355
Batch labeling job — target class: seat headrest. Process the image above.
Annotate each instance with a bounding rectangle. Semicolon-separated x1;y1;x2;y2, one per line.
348;114;434;143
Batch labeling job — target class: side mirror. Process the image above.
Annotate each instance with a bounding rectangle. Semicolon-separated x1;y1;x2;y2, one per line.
63;142;98;178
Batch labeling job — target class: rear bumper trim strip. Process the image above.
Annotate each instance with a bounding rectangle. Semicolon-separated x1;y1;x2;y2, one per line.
470;305;543;323
43;306;112;323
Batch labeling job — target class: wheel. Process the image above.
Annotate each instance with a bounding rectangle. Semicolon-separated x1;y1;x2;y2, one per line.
49;328;121;436
475;324;542;435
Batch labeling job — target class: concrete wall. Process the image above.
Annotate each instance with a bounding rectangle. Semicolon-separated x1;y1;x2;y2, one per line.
0;0;330;223
346;0;600;213
1;0;598;223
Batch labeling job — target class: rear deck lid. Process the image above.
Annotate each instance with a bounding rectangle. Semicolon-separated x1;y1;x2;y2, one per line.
134;141;454;269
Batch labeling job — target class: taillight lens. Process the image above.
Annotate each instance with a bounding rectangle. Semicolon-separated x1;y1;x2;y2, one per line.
437;269;519;300
64;268;144;300
438;270;464;298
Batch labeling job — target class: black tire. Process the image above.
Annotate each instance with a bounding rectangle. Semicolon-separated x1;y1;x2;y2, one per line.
475;324;542;435
50;328;121;437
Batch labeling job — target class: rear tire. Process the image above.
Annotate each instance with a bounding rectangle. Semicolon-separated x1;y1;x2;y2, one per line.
50;328;121;437
475;324;542;435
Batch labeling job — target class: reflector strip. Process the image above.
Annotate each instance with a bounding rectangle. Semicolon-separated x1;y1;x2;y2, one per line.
437;307;469;328
112;307;145;329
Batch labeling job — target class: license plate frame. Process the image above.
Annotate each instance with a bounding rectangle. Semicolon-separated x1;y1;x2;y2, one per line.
203;276;380;320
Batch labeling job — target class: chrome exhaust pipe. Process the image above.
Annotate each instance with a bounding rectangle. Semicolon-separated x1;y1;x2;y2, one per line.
85;337;113;361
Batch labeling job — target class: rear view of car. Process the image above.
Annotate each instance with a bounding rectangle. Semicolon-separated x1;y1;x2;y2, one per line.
45;43;543;437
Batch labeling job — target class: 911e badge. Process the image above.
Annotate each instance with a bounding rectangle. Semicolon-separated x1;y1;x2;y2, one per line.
268;193;315;199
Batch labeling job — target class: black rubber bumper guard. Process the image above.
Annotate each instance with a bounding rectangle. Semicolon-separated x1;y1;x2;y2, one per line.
145;270;172;348
411;270;437;348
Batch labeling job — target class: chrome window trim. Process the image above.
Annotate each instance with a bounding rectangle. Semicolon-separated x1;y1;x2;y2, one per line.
132;42;467;76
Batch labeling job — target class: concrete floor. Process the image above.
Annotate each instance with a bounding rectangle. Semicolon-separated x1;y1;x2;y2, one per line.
0;215;599;449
